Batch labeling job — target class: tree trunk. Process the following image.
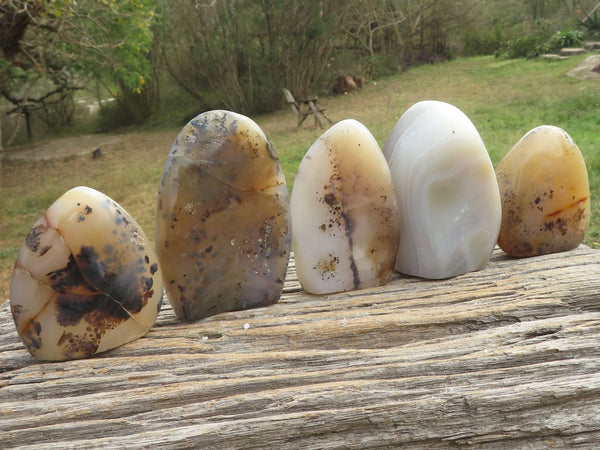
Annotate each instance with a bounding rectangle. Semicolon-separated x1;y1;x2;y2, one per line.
2;246;600;447
0;113;3;170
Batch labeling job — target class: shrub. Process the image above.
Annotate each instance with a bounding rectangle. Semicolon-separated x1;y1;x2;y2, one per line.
546;29;584;52
462;24;504;56
500;35;549;59
96;95;150;132
579;11;600;38
96;80;157;132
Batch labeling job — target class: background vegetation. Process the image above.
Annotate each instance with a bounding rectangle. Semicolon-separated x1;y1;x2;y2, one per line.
1;0;599;145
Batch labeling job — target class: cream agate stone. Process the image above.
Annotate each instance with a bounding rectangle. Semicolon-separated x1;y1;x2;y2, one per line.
496;125;590;257
383;100;501;279
10;186;163;361
290;119;400;294
155;110;291;322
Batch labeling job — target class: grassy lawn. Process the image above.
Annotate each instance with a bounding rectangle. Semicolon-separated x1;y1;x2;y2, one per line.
1;54;598;303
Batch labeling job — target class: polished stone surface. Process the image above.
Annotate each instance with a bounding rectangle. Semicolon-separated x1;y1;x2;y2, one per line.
383;100;501;279
291;119;400;294
10;186;163;360
155;110;291;321
496;125;590;257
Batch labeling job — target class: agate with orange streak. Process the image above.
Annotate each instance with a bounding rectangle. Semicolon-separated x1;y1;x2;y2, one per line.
496;125;590;257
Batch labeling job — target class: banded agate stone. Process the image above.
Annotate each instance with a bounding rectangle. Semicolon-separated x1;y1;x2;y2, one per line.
383;100;501;279
155;110;291;321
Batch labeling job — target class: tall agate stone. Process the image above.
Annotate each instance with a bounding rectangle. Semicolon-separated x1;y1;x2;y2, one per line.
496;125;590;257
155;110;291;322
383;100;501;279
290;119;400;294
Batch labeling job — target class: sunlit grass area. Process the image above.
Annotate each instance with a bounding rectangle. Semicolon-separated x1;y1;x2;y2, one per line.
1;54;598;302
266;54;599;238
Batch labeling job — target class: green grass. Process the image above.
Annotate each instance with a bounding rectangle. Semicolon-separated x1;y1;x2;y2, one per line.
1;54;599;301
267;54;600;241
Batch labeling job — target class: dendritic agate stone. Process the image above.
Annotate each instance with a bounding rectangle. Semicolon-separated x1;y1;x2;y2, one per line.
290;119;400;294
496;125;590;257
383;100;501;279
155;110;291;322
10;186;163;361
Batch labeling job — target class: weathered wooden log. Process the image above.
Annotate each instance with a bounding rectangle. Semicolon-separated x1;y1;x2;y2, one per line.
2;246;600;448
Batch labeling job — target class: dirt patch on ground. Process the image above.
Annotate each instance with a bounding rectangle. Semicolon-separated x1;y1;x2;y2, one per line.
3;134;122;161
0;129;179;305
567;54;600;80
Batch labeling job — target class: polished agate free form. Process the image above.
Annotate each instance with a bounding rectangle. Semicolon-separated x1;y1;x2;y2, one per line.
155;110;291;321
291;119;400;294
496;125;590;257
383;100;502;279
10;186;163;361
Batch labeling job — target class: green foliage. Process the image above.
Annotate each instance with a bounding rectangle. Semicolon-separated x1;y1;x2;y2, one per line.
159;0;483;114
0;0;157;139
497;28;583;59
546;29;584;51
57;0;157;93
3;0;598;133
579;11;600;36
491;18;561;59
498;35;549;58
459;0;599;60
462;24;505;56
363;54;399;79
159;0;342;114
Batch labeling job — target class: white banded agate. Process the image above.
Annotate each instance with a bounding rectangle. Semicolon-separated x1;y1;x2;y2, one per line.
383;100;501;279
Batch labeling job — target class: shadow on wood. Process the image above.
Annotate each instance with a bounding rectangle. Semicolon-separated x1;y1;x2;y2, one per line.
2;246;600;447
283;88;333;129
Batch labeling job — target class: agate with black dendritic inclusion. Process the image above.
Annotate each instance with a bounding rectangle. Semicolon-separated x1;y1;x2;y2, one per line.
10;186;163;361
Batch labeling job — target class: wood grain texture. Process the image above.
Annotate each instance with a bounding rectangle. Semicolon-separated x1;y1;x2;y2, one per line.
2;246;600;448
